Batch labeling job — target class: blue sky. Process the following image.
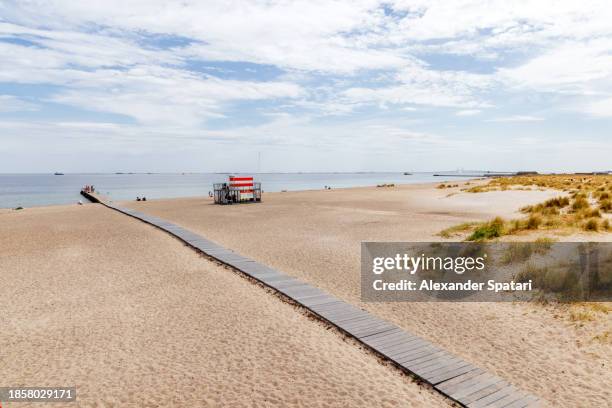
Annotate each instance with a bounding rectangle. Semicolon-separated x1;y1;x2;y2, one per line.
0;0;611;173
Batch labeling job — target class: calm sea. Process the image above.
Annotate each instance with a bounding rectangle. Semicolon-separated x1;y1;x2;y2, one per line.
0;173;475;208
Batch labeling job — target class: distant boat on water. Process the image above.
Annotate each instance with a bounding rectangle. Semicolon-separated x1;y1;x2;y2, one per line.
53;172;64;175
403;172;412;175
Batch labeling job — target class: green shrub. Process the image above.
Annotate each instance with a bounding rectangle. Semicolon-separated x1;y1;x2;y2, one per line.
438;222;479;238
467;217;505;241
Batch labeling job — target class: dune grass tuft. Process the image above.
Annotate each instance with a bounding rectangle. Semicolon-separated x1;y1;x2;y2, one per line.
584;218;599;231
467;217;505;241
438;222;480;238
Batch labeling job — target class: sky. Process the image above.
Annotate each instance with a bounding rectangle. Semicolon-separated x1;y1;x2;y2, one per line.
0;0;611;173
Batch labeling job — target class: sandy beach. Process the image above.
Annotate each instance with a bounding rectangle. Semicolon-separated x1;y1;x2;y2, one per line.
121;182;612;407
0;204;448;407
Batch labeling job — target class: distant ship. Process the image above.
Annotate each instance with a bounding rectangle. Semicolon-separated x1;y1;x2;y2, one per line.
54;172;64;175
403;172;412;175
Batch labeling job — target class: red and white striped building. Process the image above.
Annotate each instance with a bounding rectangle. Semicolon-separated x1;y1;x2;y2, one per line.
229;176;254;199
213;175;261;204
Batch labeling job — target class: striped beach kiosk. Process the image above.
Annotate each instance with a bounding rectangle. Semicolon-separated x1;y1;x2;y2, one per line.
213;176;262;204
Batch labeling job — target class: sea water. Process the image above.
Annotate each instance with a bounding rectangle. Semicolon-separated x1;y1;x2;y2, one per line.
0;172;475;208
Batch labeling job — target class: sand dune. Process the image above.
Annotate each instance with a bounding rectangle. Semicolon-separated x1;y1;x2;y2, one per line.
0;204;448;407
122;182;612;407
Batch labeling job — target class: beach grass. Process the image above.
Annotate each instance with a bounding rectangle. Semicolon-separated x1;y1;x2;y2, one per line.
447;174;612;240
438;221;480;238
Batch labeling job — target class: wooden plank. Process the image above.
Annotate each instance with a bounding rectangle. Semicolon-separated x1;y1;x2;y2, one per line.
378;337;430;357
337;316;389;331
384;342;439;362
311;303;359;315
243;269;283;279
334;317;376;329
272;279;311;289
284;288;325;299
378;335;427;350
200;248;233;255
309;298;352;310
461;382;510;406
418;357;471;378
334;315;387;330
352;325;397;339
437;368;487;393
281;289;325;301
426;363;479;385
359;327;404;342
269;279;308;290
393;344;443;364
232;262;278;274
361;331;411;349
413;358;467;382
310;304;352;317
319;306;369;319
487;391;530;408
375;334;424;351
281;286;325;299
188;239;222;248
407;353;462;373
440;371;493;397
468;385;516;408
308;302;344;310
298;295;341;307
502;395;540;408
329;313;373;325
338;323;391;338
259;275;296;284
248;272;284;282
215;253;251;263
445;374;502;400
395;346;446;365
374;339;428;360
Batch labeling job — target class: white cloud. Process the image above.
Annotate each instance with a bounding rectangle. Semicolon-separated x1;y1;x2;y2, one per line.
342;63;494;108
499;38;612;95
455;109;481;116
583;97;612;118
0;1;409;74
0;24;304;126
487;115;544;122
0;95;38;112
49;66;303;126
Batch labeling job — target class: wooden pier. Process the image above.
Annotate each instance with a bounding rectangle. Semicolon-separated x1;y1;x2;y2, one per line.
81;190;540;408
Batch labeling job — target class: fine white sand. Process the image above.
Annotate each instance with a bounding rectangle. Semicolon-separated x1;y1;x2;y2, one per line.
122;182;612;407
0;204;448;407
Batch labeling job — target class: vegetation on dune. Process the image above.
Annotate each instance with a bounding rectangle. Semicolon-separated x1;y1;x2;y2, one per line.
437;183;459;189
438;222;480;238
465;174;612;194
445;174;612;240
467;217;505;241
515;252;612;302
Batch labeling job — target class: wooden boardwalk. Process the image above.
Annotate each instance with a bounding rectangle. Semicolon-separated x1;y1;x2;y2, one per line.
81;191;540;408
